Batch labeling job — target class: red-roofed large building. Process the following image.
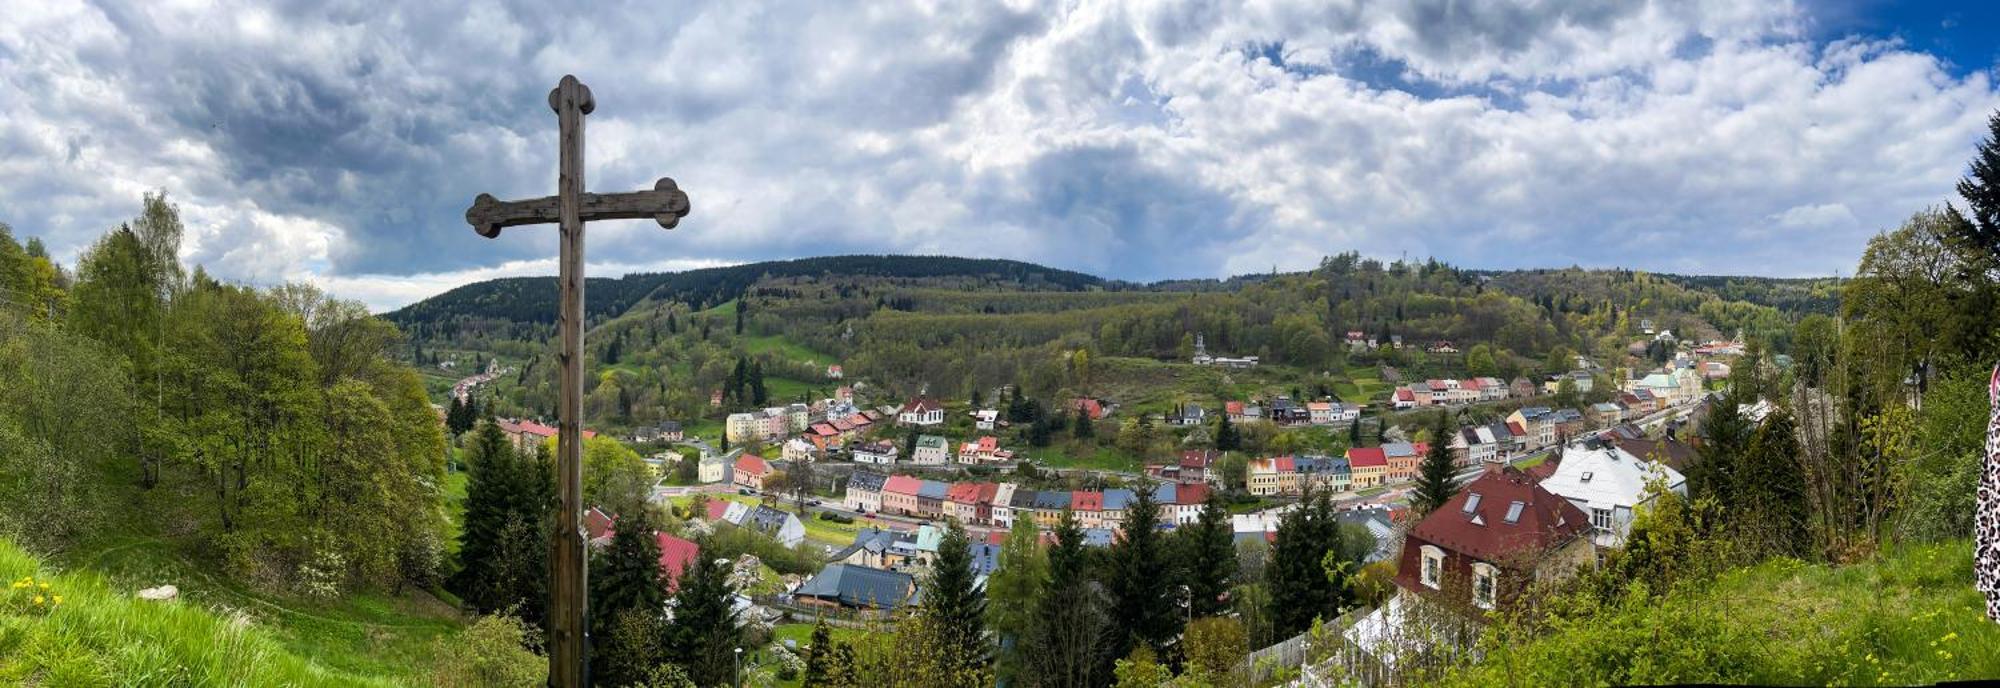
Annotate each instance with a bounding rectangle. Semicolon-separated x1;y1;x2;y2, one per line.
657;533;700;591
1072;490;1106;528
1348;447;1389;488
734;454;772;491
1166;482;1213;525
947;482;984;524
881;475;923;516
1394;467;1594;612
496;418;597;452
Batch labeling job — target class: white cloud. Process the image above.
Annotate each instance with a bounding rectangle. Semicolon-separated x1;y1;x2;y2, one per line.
0;0;1995;303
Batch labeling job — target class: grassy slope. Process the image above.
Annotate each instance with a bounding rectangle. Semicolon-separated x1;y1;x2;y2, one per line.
1437;540;2000;687
0;538;406;686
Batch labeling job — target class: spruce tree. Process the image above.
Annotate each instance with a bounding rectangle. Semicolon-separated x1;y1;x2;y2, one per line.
749;360;768;406
452;420;551;625
921;521;989;677
802;619;836;686
1215;413;1239;451
1073;411;1094;439
1955;110;2000;261
666;542;741;686
1409;414;1461;517
1106;489;1179;659
590;509;666;685
1023;510;1110;688
1177;493;1237;619
1266;487;1349;637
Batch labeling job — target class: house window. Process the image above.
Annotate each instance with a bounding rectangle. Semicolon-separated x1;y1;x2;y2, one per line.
1591;507;1613;531
1472;563;1497;610
1420;545;1444;589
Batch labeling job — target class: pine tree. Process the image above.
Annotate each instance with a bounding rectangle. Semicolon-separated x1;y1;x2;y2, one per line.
451;420;552;626
921;521;989;677
1955;110;2000;261
590;509;667;686
1266;487;1350;637
749;360;768;406
1348;417;1362;446
1023;510;1110;688
1177;493;1237;619
666;542;741;686
1073;412;1094;439
1409;414;1461;517
803;619;836;686
1215;413;1239;451
1106;489;1180;660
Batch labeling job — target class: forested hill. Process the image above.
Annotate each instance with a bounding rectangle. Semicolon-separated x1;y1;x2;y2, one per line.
384;254;1106;326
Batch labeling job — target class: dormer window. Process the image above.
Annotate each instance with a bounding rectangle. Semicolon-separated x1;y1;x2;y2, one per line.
1580;471;1594;483
1420;545;1444;589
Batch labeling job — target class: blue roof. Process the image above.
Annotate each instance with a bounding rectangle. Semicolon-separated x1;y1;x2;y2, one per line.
1032;491;1071;510
917;480;949;500
1150;482;1176;504
1102;489;1135;511
795;564;916;609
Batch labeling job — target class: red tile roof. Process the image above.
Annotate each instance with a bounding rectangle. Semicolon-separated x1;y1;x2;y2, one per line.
1071;398;1105;420
1396;467;1589;592
1225;401;1245;415
882;475;923;496
1176;483;1212;505
976;482;1000;504
1507;421;1528;437
656;533;700;590
585;507;616;540
1394;388;1416;402
1071;490;1104;512
1180;450;1219;468
1275;456;1296;472
735;455;770;476
704;499;731;521
1347;447;1388;468
947;482;983;505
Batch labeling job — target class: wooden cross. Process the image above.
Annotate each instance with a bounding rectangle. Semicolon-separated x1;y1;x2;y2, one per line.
463;75;690;688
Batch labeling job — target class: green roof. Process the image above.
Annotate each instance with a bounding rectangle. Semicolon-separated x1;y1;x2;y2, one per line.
917;435;948;449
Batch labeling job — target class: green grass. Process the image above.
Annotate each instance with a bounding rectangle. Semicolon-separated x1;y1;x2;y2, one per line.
1026;446;1142;473
54;536;463;683
1435;540;2000;686
1;538;411;686
441;470;470;556
1511;454;1548;470
744;334;834;367
770;621;878;650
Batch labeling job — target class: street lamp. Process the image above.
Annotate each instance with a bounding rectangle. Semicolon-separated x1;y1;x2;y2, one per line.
733;647;743;688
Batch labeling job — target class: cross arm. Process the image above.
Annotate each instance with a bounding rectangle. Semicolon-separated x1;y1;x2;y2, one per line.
465;177;691;238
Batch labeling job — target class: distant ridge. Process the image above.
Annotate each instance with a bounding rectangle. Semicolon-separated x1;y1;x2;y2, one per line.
384;254;1105;326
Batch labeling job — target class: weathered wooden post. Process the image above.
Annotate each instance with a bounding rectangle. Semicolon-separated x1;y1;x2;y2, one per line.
464;75;690;686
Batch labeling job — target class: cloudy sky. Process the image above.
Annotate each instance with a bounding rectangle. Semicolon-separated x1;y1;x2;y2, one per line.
3;1;1998;311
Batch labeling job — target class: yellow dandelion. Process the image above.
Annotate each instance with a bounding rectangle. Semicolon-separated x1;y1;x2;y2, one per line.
32;595;44;605
51;595;62;605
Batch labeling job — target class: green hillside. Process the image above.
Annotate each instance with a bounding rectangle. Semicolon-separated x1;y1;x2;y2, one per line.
1430;540;2000;687
0;537;400;686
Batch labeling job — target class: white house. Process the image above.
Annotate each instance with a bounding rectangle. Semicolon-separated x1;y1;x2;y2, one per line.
911;435;951;465
1537;445;1688;548
973;408;1000;431
845;472;888;514
852;440;899;465
781;437;817;463
898;395;945;427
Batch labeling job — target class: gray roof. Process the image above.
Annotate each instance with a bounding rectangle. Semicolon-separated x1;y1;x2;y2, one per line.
1032;490;1071;510
1009;489;1037;508
794;564;916;609
917;480;949;500
745;506;795;534
848;471;888;492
